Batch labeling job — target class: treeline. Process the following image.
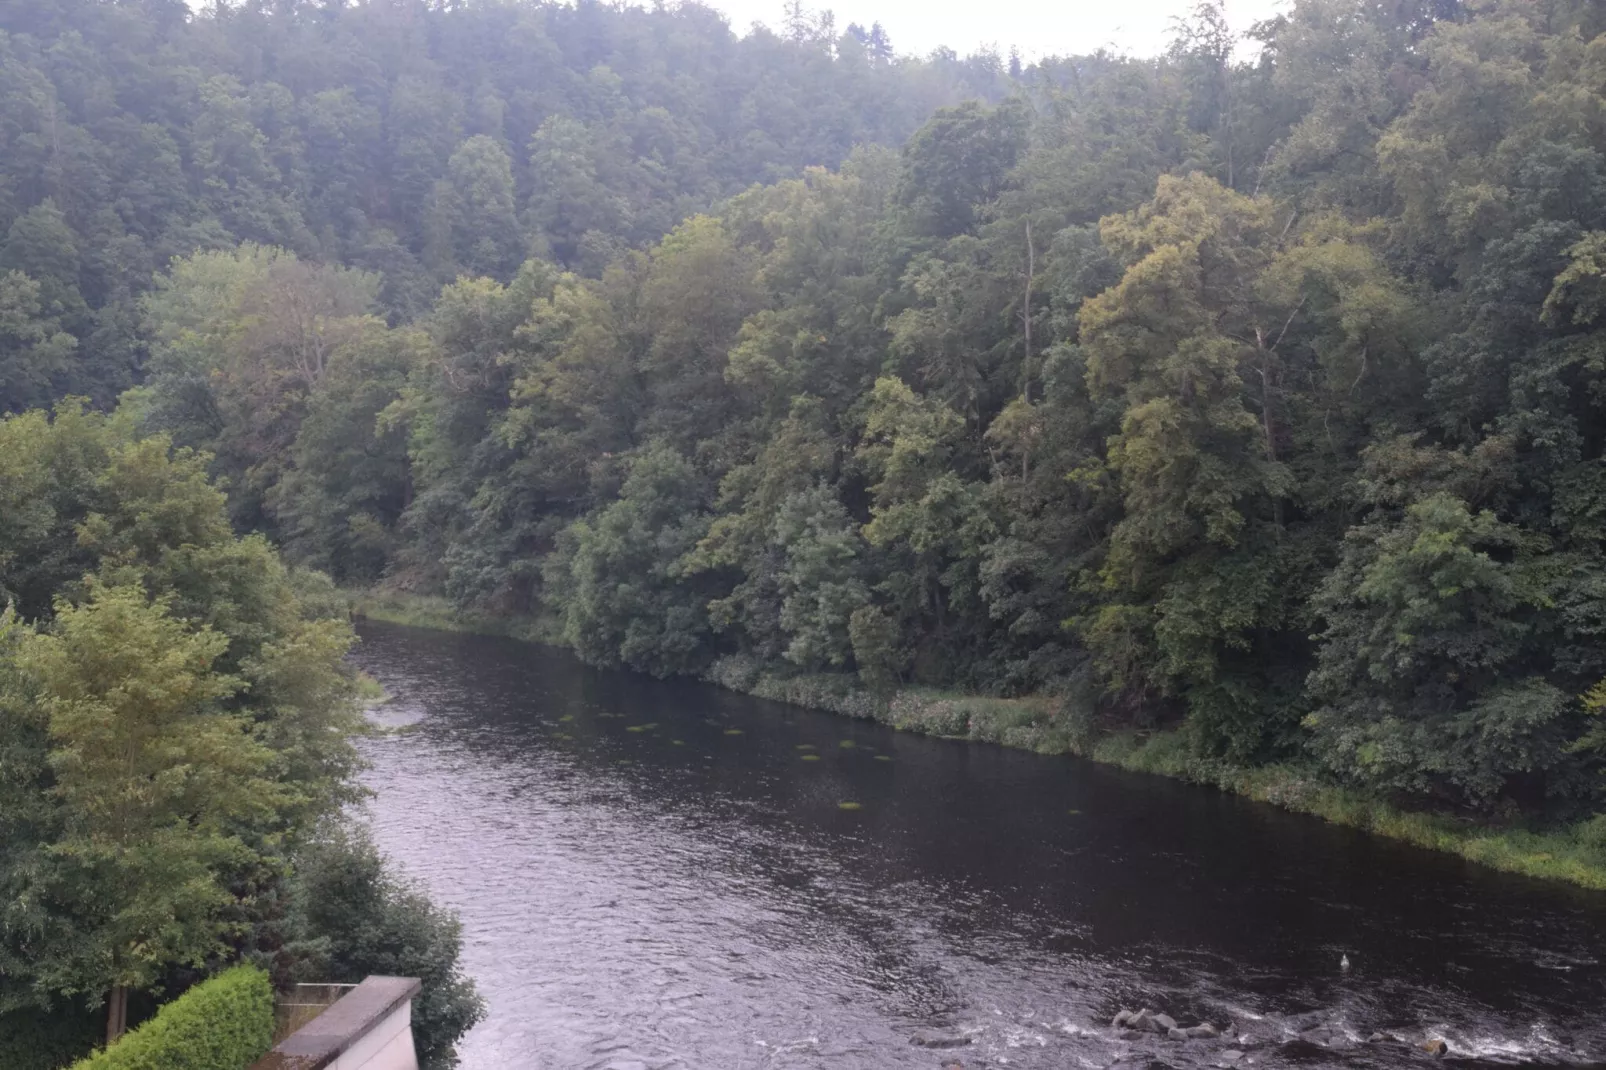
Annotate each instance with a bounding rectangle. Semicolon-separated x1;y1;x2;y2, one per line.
9;0;1606;827
0;0;1014;413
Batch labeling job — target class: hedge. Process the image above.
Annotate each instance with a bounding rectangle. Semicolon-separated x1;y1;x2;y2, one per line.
69;967;274;1070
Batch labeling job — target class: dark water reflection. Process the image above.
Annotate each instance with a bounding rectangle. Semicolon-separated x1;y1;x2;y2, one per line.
351;622;1606;1070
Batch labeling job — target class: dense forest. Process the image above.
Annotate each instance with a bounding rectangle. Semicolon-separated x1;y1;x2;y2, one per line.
0;0;1012;414
6;0;1606;869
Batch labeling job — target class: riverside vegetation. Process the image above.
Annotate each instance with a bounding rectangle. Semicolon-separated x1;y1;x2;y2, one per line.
2;0;1606;940
0;412;482;1065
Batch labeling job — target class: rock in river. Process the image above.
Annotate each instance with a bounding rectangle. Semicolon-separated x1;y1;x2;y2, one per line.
912;1033;972;1049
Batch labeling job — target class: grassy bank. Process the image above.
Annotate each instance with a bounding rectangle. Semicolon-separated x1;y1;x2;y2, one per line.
351;589;563;645
347;590;1606;892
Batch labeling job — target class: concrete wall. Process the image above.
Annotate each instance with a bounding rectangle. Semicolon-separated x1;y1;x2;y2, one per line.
251;976;421;1070
326;995;416;1070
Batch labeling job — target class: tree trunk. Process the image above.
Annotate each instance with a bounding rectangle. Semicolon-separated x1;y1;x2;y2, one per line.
1021;218;1035;404
106;985;128;1046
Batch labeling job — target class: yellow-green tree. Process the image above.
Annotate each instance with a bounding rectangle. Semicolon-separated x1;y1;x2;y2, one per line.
2;586;279;1042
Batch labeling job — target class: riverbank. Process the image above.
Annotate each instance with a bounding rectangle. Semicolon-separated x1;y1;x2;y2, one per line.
349;589;1606;892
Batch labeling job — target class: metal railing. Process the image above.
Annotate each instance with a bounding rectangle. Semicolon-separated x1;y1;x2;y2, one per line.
272;982;359;1043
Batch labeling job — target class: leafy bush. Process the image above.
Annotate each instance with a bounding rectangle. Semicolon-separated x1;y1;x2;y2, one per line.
704;654;767;694
288;823;484;1070
886;692;972;736
747;672;883;720
0;1004;99;1070
1577;814;1606;854
69;967;272;1070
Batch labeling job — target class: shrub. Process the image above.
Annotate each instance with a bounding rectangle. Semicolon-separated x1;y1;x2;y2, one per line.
747;672;882;719
0;1004;100;1070
69;967;273;1070
288;822;484;1070
704;654;765;693
886;692;971;736
1577;814;1606;853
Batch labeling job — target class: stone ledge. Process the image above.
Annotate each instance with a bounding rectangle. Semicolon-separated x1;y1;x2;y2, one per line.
251;976;421;1070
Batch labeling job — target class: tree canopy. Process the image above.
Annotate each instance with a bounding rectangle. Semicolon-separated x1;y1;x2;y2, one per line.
7;0;1606;884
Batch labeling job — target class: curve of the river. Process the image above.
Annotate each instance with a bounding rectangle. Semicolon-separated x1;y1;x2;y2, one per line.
351;621;1606;1070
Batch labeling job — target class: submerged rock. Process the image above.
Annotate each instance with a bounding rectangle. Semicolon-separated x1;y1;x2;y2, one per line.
1218;1051;1245;1065
1168;1026;1190;1041
912;1034;972;1049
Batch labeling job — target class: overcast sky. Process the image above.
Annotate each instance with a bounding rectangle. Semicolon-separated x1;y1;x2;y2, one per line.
717;0;1288;59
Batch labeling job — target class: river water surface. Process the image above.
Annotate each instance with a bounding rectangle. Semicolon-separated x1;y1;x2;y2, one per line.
352;622;1606;1070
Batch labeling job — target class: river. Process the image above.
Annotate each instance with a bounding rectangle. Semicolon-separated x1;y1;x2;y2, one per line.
351;621;1606;1070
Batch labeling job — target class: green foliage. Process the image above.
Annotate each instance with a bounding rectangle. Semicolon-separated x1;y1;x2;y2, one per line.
9;0;1606;859
0;1003;99;1070
0;405;369;1036
68;967;272;1070
139;246;383;535
286;824;484;1070
1307;492;1570;801
0;270;76;414
270;324;427;583
0;0;1013;327
544;446;714;678
2;586;275;1005
247;0;1602;825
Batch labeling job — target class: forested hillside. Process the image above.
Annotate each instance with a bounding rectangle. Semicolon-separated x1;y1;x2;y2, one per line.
0;0;1010;411
6;0;1606;830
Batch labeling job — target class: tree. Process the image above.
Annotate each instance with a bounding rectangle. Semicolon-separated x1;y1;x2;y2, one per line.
0;271;76;414
772;485;870;670
0;586;275;1042
525;117;625;268
1074;172;1419;756
543;446;714;678
442;135;524;279
1306;492;1569;806
0;201;88;332
286;823;484;1070
635;216;762;452
856;377;994;682
270;332;424;582
140;245;382;534
894;99;1030;241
